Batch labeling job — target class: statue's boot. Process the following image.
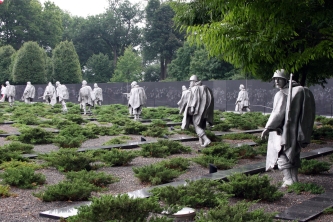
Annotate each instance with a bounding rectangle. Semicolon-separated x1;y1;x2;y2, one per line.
281;168;294;187
290;168;299;183
201;135;211;147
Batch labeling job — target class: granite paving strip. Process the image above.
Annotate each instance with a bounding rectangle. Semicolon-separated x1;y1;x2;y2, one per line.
39;147;333;220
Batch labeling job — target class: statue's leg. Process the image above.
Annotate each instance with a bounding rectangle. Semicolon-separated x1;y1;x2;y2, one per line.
277;153;294;187
62;101;67;112
137;106;142;119
129;106;133;116
194;125;211;147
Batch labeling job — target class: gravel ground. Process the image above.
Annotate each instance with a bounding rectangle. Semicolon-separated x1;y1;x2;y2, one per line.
1;124;333;221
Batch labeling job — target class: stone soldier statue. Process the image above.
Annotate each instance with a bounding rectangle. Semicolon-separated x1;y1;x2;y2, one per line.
261;69;315;187
128;81;147;120
235;84;250;114
53;81;69;112
0;81;15;106
92;83;103;106
177;85;190;113
180;75;214;147
22;82;35;104
43;82;56;104
78;80;94;115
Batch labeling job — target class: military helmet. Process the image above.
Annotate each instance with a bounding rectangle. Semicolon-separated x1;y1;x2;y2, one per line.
189;75;198;81
272;69;287;79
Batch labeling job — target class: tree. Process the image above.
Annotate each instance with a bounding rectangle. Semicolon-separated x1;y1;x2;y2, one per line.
12;41;47;84
110;45;142;83
0;45;15;83
143;64;160;82
143;0;184;80
85;53;114;83
171;0;333;86
52;40;82;83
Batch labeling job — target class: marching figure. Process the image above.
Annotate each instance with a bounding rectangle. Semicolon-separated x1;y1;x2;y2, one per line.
128;81;147;120
22;82;35;104
53;81;69;112
43;82;56;104
92;83;103;106
180;75;214;147
78;80;94;115
0;81;15;106
235;84;250;114
261;69;315;187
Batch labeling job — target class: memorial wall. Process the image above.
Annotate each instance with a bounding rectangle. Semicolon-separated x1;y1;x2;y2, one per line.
12;79;333;116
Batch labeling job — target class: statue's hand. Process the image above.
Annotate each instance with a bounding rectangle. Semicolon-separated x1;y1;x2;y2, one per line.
261;129;269;140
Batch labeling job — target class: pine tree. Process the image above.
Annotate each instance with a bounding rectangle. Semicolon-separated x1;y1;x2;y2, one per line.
0;45;16;84
12;41;47;84
52;40;82;83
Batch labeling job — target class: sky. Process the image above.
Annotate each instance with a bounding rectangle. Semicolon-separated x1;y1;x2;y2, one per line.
39;0;111;17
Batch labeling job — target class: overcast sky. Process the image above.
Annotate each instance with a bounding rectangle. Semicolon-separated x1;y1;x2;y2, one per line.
39;0;147;17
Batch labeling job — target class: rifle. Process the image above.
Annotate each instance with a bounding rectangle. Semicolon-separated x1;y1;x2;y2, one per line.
284;74;293;149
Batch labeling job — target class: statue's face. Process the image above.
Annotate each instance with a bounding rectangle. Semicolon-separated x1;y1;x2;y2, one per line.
189;80;195;88
274;78;287;89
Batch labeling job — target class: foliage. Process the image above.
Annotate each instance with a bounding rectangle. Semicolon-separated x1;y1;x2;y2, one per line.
12;41;47;84
1;166;46;189
17;127;54;144
142;120;171;138
2;141;34;154
220;173;283;202
67;194;164;222
85;53;114;83
192;155;236;170
299;159;331;175
323;207;333;214
312;126;333;140
222;133;256;140
0;45;16;83
52;40;82;84
233;145;258;159
223;112;258;130
0;185;11;198
123;120;148;134
16;114;39;125
143;63;160;82
140;139;191;158
200;142;238;159
39;149;99;172
110;45;142;82
133;158;189;185
151;179;229;208
64;114;87;125
65;170;118;187
0;160;42;170
34;179;99;202
100;149;139;166
195;198;276;222
0;147;27;164
287;182;325;195
171;0;333;86
213;122;231;131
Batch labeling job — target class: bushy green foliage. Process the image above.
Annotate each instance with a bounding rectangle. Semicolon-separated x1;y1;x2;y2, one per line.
140;140;191;158
192;155;236;170
0;160;42;170
220;173;283;202
287;182;325;195
103;136;129;145
34;179;99;201
2;141;34;153
323;207;333;214
160;157;190;171
222;133;257;140
17;127;54;144
123;121;148;134
0;185;11;198
195;198;276;222
65;170;118;187
151;179;229;208
142;119;171;138
16;114;39;125
0;147;27;164
141;107;169;119
100;149;139;166
85;123;122;136
299;159;331;174
222;112;260;130
67;105;81;114
1;166;45;189
39;149;99;172
213;122;231;131
53;135;85;148
312;126;333;140
110;117;129;126
133;158;190;185
233;145;258;159
67;195;164;222
64;114;87;124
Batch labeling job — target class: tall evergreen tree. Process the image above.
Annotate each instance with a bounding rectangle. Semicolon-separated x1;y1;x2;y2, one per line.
0;45;16;84
12;41;47;84
85;53;114;83
52;41;82;83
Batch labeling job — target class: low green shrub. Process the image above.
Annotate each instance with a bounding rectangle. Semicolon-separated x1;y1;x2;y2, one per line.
0;147;27;164
213;122;231;131
220;173;283;202
103;137;127;145
255;143;268;156
201;143;237;159
39;149;99;172
150;179;228;208
65;170;118;187
192;155;236;170
0;185;11;198
67;194;165;222
53;134;85;148
67;105;81;114
312;126;333;140
110;117;129;126
299;159;331;174
64;114;87;125
123;121;148;134
2;141;34;153
16;114;39;125
195;198;276;222
0;160;42;170
17;127;54;144
168;114;183;122
287;182;325;194
133;158;189;185
141;126;171;138
233;145;258;159
205;130;222;142
140;140;191;158
222;133;256;140
160;157;190;171
100;149;139;166
1;166;46;189
323;207;333;214
34;179;99;201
